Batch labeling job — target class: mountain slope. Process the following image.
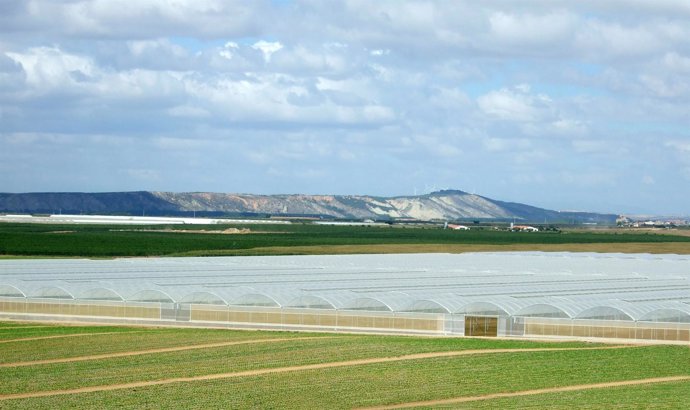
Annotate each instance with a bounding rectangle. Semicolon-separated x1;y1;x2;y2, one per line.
0;190;617;223
0;192;178;215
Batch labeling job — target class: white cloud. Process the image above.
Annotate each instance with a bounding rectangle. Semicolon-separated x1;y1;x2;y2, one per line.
574;21;663;59
665;140;690;153
571;139;607;153
251;40;283;63
167;105;210;118
477;85;551;122
641;175;655;185
369;49;390;56
662;52;690;73
6;47;96;89
483;137;531;152
559;170;617;187
124;168;160;181
488;11;577;46
2;1;690;213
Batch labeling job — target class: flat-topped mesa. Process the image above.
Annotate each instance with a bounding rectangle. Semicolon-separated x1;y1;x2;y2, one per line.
0;190;618;224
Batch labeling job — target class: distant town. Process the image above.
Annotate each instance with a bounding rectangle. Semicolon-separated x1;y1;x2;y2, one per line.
616;216;690;228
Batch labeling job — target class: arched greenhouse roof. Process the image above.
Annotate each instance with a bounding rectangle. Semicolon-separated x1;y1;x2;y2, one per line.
344;292;412;312
638;302;690;323
514;303;571;318
192;286;261;305
75;287;125;301
229;291;295;307
285;295;341;310
405;296;468;314
126;289;177;304
575;305;634;321
457;297;538;316
0;284;25;298
2;252;690;324
178;291;228;305
24;284;74;300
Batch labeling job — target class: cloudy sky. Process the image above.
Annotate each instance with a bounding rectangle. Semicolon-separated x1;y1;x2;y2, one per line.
1;1;690;214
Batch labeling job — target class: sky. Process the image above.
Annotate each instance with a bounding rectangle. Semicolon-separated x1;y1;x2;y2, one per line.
1;1;690;215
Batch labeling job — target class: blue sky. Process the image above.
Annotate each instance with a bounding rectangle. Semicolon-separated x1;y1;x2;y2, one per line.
1;0;690;215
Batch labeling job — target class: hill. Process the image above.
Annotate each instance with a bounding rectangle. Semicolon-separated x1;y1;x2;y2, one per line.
0;189;617;224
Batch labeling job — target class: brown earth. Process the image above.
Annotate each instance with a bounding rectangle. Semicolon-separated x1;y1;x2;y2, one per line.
114;228;251;234
182;242;690;256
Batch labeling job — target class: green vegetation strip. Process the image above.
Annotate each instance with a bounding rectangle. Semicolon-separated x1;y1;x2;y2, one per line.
0;335;597;395
0;324;147;341
0;331;149;344
360;376;690;409
445;379;690;410
1;324;688;408
0;346;634;401
2;345;688;409
0;327;320;363
2;222;689;257
0;336;329;368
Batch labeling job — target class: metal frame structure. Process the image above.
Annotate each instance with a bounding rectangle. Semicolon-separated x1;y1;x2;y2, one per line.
1;252;689;341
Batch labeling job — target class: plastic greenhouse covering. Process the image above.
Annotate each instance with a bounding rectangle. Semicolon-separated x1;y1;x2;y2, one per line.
1;252;690;325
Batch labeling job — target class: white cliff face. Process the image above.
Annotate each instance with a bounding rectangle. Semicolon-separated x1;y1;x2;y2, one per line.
152;191;518;220
0;191;617;223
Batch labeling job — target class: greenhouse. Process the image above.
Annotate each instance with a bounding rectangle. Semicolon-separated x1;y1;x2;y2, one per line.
0;252;689;342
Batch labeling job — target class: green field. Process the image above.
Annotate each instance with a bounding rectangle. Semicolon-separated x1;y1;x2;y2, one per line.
1;222;690;257
0;322;688;408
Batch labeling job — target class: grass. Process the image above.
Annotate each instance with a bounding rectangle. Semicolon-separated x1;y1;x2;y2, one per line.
0;332;595;394
0;327;313;363
0;322;688;409
442;381;690;409
1;222;689;257
0;324;143;341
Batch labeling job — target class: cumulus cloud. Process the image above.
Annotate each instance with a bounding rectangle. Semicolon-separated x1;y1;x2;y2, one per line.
488;10;578;47
251;40;283;63
1;1;690;213
477;85;554;123
6;47;96;90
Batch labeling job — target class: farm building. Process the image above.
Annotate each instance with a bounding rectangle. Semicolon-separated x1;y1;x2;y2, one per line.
1;252;689;342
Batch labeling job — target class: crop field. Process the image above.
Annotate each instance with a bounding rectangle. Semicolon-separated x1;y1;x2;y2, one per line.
1;222;690;257
0;322;688;409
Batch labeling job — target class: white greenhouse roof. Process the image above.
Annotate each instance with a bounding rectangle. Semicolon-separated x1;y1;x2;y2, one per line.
1;252;689;323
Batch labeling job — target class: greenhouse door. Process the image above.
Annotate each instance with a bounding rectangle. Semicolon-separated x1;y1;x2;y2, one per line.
464;316;498;337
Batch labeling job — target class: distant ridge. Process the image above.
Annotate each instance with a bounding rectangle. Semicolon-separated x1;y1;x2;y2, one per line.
0;190;617;224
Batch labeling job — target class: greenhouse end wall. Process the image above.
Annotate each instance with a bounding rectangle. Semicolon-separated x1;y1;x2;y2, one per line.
1;297;689;342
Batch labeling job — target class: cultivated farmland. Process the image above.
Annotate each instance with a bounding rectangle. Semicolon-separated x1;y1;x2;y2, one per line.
2;222;690;257
0;322;688;409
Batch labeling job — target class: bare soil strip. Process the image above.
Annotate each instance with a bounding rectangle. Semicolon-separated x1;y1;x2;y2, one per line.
0;345;633;401
196;242;690;256
0;326;52;330
0;331;147;344
359;375;690;409
0;336;329;368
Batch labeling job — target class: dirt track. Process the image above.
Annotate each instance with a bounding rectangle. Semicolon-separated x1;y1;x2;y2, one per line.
0;326;51;330
0;336;328;368
0;331;146;344
359;375;690;409
0;345;634;401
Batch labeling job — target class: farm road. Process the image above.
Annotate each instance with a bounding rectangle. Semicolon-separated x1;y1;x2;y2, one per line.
0;336;330;368
0;345;635;401
0;331;148;344
0;326;52;330
359;375;690;409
